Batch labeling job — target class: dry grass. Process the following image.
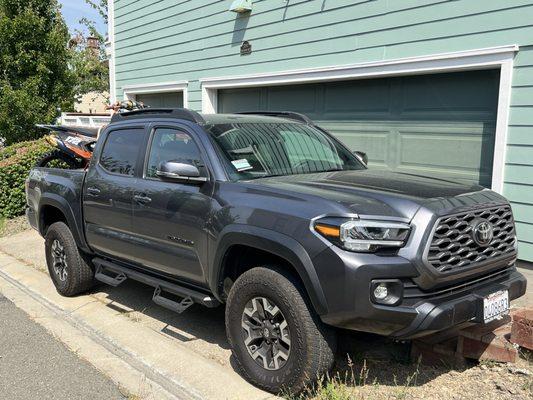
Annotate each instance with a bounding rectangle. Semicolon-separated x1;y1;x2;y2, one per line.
0;215;30;237
283;334;533;400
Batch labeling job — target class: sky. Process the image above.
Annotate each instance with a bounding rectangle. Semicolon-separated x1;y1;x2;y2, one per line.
58;0;107;36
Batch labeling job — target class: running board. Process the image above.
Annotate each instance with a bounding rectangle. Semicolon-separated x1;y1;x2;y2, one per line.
95;264;127;287
92;258;220;309
152;287;194;314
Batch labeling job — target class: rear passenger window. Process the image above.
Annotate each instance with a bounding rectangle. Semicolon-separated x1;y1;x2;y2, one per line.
100;129;144;176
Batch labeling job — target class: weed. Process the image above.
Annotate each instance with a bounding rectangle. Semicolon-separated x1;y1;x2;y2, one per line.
479;359;499;369
522;377;532;396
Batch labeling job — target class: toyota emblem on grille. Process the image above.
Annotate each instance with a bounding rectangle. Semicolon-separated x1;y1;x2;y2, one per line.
472;219;494;246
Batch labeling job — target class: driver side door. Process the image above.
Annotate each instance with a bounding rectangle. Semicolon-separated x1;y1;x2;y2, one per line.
128;125;214;285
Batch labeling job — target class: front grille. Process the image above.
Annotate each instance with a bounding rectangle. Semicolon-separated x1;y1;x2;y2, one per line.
427;205;516;273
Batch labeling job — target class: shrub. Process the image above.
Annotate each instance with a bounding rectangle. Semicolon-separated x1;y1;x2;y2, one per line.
0;139;52;218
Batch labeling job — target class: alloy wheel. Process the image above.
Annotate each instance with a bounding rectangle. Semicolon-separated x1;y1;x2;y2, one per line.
241;297;291;371
51;239;68;282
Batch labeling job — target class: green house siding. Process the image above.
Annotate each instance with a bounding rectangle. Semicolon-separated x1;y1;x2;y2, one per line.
113;0;533;261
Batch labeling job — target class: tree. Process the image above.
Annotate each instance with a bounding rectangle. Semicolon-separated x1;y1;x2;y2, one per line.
0;0;75;145
70;34;109;97
84;0;108;24
70;0;109;104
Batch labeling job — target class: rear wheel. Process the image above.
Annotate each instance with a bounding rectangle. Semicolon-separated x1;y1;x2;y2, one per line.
225;266;336;394
45;222;94;296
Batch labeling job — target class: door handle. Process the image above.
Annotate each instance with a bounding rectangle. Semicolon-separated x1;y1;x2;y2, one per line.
133;194;152;205
87;187;101;196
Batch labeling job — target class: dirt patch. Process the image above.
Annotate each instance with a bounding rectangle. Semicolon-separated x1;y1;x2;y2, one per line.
0;216;30;237
297;333;533;400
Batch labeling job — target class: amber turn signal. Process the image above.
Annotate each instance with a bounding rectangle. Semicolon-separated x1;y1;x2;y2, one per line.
315;223;340;238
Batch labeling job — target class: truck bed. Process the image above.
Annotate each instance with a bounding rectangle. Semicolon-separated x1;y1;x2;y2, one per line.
26;167;87;249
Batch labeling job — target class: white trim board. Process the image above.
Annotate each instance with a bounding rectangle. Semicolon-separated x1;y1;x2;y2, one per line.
106;0;117;103
200;45;518;193
123;81;189;108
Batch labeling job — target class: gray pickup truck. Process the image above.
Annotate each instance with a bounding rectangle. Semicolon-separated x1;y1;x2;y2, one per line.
26;108;527;394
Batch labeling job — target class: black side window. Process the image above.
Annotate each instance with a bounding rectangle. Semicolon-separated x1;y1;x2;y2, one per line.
146;128;203;178
100;129;144;176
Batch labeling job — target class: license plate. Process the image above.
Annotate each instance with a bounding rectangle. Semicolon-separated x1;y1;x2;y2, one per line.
483;290;509;323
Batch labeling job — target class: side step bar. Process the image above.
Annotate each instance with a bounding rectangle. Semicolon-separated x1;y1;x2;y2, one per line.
95;264;127;287
93;258;221;312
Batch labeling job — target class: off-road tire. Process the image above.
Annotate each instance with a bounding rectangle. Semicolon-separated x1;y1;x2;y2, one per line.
45;222;94;296
36;150;81;169
225;266;336;394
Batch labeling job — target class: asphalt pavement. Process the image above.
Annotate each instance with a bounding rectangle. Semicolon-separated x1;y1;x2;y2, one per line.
0;293;126;400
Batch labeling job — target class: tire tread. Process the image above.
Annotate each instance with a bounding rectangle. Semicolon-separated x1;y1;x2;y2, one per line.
225;266;335;394
45;222;94;296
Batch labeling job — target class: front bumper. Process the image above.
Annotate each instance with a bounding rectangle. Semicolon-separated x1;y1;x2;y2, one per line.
391;269;525;338
313;246;527;339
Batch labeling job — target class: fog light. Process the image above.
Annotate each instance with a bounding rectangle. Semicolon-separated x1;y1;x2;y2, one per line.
370;280;403;306
374;283;388;300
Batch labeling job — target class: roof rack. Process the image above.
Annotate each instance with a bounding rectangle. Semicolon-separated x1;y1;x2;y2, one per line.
110;108;205;124
236;111;313;124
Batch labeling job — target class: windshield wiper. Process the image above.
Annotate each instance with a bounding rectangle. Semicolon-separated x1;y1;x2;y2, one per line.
247;169;345;180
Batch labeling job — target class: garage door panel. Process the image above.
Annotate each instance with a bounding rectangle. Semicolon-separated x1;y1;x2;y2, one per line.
267;86;318;114
323;80;392;115
319;121;390;167
218;88;262;113
399;134;485;170
135;92;183;108
401;70;499;117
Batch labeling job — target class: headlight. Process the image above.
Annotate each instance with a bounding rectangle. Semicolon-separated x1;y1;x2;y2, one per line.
314;219;411;252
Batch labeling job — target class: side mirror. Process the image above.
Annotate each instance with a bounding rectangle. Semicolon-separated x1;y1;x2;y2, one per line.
156;161;207;183
354;151;368;166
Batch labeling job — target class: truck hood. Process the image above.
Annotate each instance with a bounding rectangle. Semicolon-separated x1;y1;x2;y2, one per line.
247;169;495;220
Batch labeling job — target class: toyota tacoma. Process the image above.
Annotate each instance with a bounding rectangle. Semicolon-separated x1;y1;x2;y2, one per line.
26;108;527;394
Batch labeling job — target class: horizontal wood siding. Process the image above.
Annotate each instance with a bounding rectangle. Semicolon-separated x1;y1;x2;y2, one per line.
113;0;533;261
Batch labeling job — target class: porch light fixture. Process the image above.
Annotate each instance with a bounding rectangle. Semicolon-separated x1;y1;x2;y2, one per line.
229;0;252;13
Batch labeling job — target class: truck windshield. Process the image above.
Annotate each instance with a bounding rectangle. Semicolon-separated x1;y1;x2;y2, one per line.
206;122;365;181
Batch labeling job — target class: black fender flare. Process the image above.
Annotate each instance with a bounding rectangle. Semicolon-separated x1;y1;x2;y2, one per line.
38;193;91;253
209;225;329;315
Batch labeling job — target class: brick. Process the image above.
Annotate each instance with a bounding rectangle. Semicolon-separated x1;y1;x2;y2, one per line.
411;313;524;366
458;321;518;363
411;338;466;367
460;337;517;363
510;307;533;350
458;315;511;341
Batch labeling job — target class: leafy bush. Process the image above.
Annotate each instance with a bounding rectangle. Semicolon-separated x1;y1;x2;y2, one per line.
0;139;52;218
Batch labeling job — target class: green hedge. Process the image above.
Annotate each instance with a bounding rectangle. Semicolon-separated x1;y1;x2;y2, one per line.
0;139;52;218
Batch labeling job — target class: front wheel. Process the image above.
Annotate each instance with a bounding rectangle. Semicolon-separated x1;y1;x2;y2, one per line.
225;266;336;394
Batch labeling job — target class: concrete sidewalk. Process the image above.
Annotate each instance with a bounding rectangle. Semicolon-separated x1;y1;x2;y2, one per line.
0;231;274;400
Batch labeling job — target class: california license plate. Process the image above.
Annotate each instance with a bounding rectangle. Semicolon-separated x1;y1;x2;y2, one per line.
483;290;509;323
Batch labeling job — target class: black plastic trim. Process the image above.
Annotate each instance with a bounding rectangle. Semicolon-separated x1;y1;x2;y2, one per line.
93;257;220;308
111;108;205;124
236;111;313;124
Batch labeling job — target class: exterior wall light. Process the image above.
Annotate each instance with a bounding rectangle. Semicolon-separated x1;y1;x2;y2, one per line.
229;0;252;13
